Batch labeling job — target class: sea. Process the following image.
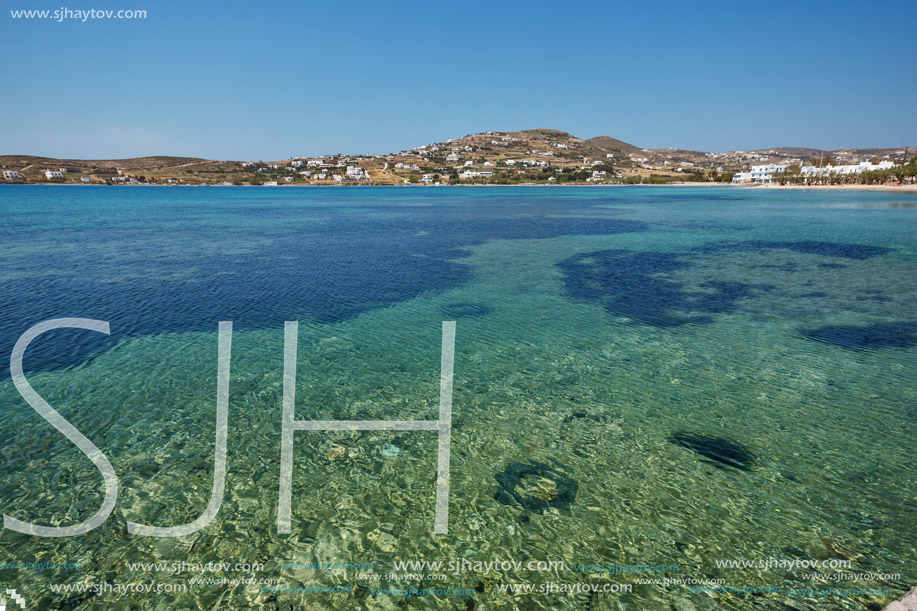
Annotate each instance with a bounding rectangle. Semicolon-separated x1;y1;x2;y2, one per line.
0;185;914;610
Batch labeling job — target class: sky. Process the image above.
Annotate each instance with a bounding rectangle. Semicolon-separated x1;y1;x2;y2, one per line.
1;0;915;160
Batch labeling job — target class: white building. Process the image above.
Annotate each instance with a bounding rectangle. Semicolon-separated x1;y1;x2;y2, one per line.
3;170;21;180
732;164;786;184
461;170;494;179
801;160;895;177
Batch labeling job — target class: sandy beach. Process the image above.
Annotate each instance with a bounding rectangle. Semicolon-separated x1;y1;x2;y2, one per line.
741;183;917;192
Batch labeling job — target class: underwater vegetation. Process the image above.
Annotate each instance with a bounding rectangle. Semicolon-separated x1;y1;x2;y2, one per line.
2;196;648;374
558;240;895;328
800;322;917;350
697;240;892;260
667;431;757;470
494;461;579;511
558;249;775;327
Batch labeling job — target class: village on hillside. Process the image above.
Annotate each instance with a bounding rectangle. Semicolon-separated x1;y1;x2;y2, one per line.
2;129;914;186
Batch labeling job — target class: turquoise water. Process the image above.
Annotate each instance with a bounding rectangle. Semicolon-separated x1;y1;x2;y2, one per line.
0;185;914;610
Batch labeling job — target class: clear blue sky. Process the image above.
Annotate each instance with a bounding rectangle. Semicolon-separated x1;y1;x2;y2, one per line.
2;0;915;160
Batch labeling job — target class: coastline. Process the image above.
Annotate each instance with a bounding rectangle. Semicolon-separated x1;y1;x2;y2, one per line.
741;183;917;192
3;182;917;191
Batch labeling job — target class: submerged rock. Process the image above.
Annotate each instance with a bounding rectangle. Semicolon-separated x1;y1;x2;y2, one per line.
494;461;578;511
668;431;756;470
367;529;397;553
884;585;917;611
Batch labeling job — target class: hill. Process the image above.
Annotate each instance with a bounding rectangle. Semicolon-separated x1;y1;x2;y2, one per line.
1;132;912;185
585;136;644;157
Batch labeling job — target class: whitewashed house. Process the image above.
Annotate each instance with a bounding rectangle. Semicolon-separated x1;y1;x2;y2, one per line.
44;170;64;179
801;160;896;178
732;164;786;184
3;170;21;180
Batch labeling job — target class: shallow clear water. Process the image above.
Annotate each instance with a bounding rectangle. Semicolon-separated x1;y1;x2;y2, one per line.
0;185;914;610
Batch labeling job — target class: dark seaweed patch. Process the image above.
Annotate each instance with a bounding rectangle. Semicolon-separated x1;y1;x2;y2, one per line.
857;289;891;302
441;303;490;318
800;322;917;350
558;251;774;327
704;241;892;260
667;431;756;470
752;264;798;272
858;295;892;302
558;250;711;327
494;461;578;511
653;220;751;231
695;281;776;312
557;239;892;328
820;263;848;269
1;191;649;374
